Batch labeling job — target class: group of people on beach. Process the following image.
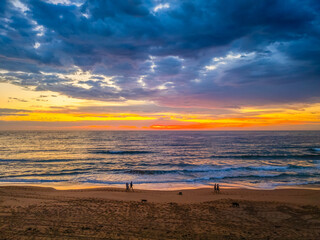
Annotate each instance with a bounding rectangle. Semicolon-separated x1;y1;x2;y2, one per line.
214;183;220;193
126;181;134;191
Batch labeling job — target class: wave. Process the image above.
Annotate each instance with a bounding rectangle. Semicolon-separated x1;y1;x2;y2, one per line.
0;168;94;178
20;149;62;153
181;172;320;183
0;158;106;163
164;143;204;147
0;179;69;183
0;158;30;162
123;162;197;168
118;164;313;175
311;148;320;152
1;165;316;180
213;172;319;180
89;150;153;155
124;169;178;175
210;154;320;160
182;164;294;172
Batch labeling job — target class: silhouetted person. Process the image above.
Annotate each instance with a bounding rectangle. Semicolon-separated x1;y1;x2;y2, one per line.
130;181;134;191
214;183;217;193
217;184;220;193
126;183;129;191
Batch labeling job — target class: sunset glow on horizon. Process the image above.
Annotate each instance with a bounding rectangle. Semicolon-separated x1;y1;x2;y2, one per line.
1;0;320;131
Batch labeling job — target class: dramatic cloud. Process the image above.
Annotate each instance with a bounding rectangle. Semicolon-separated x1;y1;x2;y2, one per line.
0;0;320;108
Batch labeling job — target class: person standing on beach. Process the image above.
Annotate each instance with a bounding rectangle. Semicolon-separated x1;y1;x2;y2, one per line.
214;183;217;193
217;184;220;193
126;183;129;191
130;181;134;192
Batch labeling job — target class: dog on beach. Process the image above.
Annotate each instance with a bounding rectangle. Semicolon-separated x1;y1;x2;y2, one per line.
232;202;240;207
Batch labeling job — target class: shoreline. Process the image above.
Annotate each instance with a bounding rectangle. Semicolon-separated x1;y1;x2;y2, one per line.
1;182;320;191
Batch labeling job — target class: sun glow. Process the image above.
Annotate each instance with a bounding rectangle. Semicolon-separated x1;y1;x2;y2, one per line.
1;82;320;130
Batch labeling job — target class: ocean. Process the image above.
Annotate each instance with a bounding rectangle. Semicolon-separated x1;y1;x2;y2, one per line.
0;131;319;189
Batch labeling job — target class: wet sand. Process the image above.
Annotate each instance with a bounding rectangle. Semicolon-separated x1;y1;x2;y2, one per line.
0;186;319;239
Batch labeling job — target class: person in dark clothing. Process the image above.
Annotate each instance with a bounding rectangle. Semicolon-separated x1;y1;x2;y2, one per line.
130;181;134;191
126;182;129;191
217;184;220;193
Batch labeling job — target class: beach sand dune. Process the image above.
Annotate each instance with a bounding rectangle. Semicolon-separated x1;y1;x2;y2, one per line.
0;186;319;239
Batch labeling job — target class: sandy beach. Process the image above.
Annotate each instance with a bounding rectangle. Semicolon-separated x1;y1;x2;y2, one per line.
0;186;319;239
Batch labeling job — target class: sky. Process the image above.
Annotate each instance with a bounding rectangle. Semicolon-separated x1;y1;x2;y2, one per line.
0;0;320;130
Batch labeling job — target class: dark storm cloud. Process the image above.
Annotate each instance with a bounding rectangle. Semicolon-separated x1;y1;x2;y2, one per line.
0;0;319;107
153;57;183;76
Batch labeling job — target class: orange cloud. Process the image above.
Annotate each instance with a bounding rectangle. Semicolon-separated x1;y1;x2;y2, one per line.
149;118;307;130
0;112;156;122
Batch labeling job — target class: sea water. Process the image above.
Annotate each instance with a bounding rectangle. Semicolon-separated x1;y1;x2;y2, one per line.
0;131;319;189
